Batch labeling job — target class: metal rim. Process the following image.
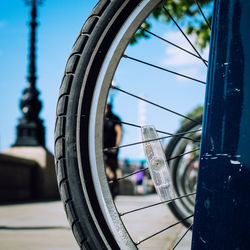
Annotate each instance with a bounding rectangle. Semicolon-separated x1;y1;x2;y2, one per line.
86;0;161;248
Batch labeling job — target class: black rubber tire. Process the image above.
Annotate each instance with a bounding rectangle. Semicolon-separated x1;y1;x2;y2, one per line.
165;114;202;227
54;0;157;249
181;155;199;206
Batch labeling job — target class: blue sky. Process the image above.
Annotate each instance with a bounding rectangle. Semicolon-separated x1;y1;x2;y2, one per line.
0;1;209;161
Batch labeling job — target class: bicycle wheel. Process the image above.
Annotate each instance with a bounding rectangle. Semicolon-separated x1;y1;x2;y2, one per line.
166;114;202;227
54;0;211;249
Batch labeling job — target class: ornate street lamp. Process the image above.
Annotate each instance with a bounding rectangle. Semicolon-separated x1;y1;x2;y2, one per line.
14;0;45;146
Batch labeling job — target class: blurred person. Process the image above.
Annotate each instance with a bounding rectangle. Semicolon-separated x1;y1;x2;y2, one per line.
135;161;146;195
104;103;122;197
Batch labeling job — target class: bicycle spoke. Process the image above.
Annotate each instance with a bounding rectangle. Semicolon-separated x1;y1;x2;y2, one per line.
109;148;200;184
168;147;200;161
140;27;208;63
106;117;201;136
120;192;196;216
163;6;208;67
123;55;206;84
106;118;141;129
136;214;194;245
109;167;148;184
111;85;201;123
172;223;193;250
104;128;201;152
194;0;211;29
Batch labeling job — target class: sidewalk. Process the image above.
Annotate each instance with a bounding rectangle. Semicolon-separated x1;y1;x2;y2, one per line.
0;195;191;249
115;195;191;249
0;200;78;250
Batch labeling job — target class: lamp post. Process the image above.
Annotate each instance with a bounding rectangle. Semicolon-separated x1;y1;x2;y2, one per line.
14;0;45;146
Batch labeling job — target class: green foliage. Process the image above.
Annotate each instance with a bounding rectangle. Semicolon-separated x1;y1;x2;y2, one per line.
182;104;204;158
131;0;213;50
182;105;203;125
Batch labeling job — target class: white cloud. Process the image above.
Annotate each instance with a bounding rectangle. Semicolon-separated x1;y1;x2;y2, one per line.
176;67;200;82
160;31;209;82
162;46;200;67
161;31;209;66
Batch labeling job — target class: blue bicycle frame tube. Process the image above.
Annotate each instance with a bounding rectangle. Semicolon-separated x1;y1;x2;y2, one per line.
192;0;250;249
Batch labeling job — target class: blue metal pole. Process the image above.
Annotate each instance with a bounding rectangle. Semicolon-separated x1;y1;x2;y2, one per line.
192;0;250;249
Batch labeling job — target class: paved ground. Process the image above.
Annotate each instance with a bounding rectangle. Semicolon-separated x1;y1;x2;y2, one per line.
0;195;191;250
115;195;191;250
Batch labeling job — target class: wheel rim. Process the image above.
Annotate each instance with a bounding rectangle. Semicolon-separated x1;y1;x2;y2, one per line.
85;1;161;248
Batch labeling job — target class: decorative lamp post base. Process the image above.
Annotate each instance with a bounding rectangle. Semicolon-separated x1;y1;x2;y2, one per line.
13;118;45;146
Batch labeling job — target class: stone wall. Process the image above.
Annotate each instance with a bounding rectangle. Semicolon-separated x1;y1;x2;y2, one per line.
0;153;38;202
1;147;59;202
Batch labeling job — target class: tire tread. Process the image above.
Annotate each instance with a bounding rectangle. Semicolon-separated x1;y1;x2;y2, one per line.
54;1;113;249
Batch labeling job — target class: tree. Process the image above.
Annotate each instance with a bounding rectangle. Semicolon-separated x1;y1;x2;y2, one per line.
131;0;213;50
182;105;203;125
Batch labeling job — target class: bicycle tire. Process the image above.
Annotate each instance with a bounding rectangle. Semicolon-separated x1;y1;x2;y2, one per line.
166;114;202;227
54;0;162;249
